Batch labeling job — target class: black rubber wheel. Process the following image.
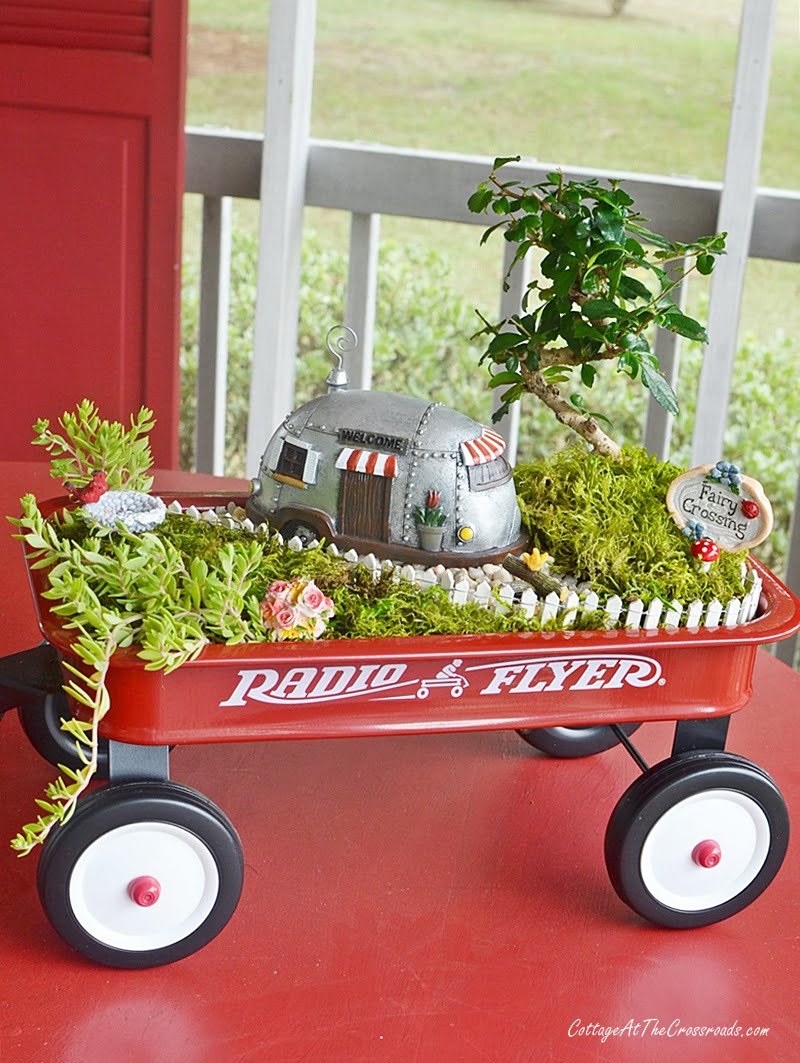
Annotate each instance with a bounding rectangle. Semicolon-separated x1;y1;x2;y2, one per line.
516;723;642;758
18;692;109;778
605;751;789;929
280;520;318;546
38;781;244;968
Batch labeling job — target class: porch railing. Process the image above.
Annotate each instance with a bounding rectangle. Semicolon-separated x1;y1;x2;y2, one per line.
182;0;800;665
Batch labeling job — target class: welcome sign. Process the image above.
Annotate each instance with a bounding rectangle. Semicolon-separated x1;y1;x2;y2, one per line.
666;464;773;551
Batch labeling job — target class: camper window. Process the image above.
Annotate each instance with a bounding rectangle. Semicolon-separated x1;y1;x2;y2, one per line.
276;441;307;481
467;456;512;492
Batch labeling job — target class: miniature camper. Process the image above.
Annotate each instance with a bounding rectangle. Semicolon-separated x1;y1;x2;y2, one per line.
247;329;527;565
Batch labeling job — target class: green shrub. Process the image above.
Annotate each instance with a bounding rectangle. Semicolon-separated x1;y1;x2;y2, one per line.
180;230;798;576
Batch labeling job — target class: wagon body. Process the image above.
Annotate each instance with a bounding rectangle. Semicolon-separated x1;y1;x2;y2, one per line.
26;494;800;748
14;493;800;963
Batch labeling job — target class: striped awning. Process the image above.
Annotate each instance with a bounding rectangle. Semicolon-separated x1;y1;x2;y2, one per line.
460;427;506;467
336;447;399;478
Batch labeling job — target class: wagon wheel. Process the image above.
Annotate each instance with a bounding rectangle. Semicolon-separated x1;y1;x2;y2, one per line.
516;723;642;758
18;692;110;778
604;751;789;929
38;781;244;968
280;520;318;546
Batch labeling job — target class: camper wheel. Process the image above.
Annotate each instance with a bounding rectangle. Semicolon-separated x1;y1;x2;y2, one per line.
280;520;318;547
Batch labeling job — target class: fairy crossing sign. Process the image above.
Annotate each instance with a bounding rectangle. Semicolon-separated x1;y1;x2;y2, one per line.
666;462;773;552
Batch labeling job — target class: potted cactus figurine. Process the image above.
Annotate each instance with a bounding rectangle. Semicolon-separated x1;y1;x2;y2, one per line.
416;489;448;551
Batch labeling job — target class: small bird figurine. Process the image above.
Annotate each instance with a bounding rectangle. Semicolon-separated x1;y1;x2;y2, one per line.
64;469;109;504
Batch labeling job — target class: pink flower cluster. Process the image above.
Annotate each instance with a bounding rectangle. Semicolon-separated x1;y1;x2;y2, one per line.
261;577;335;642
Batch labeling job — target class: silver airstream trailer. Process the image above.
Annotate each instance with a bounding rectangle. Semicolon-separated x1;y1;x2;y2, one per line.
247;329;527;565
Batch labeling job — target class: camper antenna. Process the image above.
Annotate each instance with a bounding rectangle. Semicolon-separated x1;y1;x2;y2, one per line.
325;325;356;392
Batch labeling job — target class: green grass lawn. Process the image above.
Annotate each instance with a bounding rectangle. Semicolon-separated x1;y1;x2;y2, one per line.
186;0;799;344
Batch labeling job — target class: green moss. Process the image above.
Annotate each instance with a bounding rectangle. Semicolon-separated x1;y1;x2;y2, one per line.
514;446;746;604
50;449;741;645
51;510;600;641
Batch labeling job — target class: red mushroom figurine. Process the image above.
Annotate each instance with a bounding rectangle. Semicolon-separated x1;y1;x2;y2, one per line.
691;537;720;573
741;500;760;520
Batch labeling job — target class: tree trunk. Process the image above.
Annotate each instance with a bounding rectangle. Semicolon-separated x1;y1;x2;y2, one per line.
525;371;622;459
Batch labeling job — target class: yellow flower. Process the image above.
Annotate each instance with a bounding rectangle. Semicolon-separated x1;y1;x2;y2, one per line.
521;548;551;572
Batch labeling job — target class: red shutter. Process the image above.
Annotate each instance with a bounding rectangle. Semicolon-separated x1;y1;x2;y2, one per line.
0;1;187;466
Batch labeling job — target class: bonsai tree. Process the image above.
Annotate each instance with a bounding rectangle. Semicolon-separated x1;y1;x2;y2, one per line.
468;158;726;458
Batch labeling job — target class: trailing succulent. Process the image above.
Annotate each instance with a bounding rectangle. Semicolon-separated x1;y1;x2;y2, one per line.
468;159;726;457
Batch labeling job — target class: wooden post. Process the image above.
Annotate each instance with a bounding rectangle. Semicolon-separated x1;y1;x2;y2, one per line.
247;0;317;474
643;267;686;460
491;240;529;463
195;195;232;474
344;212;381;390
691;0;777;466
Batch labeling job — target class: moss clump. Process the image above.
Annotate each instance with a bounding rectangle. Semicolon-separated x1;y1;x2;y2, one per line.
514;446;746;604
74;511;599;640
156;517;605;638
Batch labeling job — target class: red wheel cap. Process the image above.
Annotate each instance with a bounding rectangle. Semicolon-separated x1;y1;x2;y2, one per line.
692;839;722;868
128;875;161;906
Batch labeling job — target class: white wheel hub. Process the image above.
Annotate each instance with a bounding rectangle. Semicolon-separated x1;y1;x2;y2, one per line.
640;789;770;912
69;821;219;951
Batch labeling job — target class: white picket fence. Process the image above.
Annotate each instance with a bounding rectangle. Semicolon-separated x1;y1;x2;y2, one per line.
170;501;763;633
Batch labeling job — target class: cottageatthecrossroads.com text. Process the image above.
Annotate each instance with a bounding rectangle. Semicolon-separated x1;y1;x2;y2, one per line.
568;1018;769;1044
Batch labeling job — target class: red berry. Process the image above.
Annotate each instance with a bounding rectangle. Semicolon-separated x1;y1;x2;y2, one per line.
741;500;759;519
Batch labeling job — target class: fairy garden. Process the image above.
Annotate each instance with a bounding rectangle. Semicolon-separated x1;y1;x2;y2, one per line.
9;161;775;853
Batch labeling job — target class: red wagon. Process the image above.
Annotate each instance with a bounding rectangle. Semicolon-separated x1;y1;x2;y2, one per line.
3;493;800;968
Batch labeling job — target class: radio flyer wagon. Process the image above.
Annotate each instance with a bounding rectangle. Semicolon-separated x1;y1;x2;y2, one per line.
3;492;800;969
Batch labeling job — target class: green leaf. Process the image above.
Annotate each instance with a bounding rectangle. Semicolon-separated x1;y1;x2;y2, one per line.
488;371;523;388
479;221;505;245
626;222;674;252
467;187;493;213
500;383;524;405
487;331;526;356
696;253;715;275
641;361;680;415
659;309;708;343
493;155;521;170
580;363;597;388
552;262;578;299
582;298;621;319
618;275;652;301
620;331;650;353
539;299;562;334
593;205;625;245
573;319;605;342
542;366;572;384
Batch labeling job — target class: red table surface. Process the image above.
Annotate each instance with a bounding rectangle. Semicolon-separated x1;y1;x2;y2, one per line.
1;463;798;1062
